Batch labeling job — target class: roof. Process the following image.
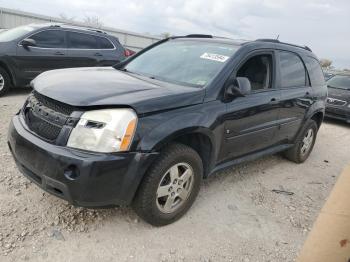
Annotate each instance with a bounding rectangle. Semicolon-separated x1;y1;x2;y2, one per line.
171;34;313;53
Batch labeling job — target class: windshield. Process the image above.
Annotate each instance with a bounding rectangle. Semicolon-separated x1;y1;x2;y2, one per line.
0;25;36;42
327;75;350;90
124;39;238;87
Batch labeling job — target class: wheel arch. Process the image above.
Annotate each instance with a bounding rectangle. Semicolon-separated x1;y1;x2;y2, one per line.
0;60;15;87
310;111;324;129
140;126;216;178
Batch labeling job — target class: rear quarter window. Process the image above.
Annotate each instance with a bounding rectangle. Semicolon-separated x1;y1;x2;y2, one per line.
98;37;114;49
304;56;326;87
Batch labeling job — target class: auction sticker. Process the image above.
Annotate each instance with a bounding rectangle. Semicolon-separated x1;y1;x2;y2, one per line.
200;53;229;63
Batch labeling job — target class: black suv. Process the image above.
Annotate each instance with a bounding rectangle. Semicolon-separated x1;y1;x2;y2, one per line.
8;35;327;226
325;74;350;123
0;23;126;96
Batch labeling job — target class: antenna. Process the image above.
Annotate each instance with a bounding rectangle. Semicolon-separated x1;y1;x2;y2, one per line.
276;34;280;40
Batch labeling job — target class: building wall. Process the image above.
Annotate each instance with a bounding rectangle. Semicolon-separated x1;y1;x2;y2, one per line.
0;7;161;51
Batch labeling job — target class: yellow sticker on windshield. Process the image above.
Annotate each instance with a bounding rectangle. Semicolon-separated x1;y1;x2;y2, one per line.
200;53;229;63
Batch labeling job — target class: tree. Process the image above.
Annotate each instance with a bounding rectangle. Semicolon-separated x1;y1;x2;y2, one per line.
83;16;103;28
59;13;76;23
160;32;171;39
319;59;333;70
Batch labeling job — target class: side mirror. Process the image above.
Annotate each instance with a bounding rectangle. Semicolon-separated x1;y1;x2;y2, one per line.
226;77;251;98
21;38;36;48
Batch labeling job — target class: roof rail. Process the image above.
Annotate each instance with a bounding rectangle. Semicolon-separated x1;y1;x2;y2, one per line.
50;23;107;34
85;28;107;34
185;34;213;38
255;38;312;52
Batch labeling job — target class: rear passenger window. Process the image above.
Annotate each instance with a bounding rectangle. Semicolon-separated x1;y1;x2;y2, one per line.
30;30;65;48
98;37;114;49
305;57;326;87
68;32;98;49
279;51;306;88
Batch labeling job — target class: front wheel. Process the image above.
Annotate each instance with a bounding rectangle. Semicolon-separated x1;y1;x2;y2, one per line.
0;67;11;97
284;120;318;163
133;143;203;226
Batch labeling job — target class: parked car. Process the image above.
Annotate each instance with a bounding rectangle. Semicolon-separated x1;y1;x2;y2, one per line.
325;74;350;123
8;35;327;226
324;72;334;81
0;23;126;96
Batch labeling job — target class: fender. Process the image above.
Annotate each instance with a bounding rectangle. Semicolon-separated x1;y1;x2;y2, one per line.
138;110;217;152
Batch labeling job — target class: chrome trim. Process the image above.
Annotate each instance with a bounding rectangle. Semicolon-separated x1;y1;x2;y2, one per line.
327;97;347;106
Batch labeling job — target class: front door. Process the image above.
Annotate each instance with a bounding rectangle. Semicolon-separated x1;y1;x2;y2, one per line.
15;29;68;83
220;51;281;162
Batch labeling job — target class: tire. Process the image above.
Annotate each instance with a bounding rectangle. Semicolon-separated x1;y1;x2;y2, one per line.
133;143;203;226
0;67;11;97
283;120;318;163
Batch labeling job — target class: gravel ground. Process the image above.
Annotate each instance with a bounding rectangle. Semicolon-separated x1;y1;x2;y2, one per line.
0;89;349;262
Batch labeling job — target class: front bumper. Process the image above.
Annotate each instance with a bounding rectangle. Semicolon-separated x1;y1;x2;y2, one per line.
325;105;350;123
7;115;158;207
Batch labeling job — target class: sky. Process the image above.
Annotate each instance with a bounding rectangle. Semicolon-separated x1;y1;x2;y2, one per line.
1;0;349;69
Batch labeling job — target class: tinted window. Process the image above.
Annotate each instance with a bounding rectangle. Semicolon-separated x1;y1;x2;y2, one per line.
305;57;326;86
279;51;306;88
30;30;65;48
98;37;114;49
68;32;98;49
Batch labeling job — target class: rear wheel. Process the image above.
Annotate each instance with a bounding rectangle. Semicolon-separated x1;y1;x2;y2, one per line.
284;120;318;163
0;67;11;97
133;143;203;226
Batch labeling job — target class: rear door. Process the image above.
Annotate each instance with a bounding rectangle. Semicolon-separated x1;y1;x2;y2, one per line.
95;36;123;65
66;31;103;67
275;51;314;143
15;29;67;82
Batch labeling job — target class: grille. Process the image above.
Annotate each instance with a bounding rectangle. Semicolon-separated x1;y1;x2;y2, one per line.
24;92;75;142
33;91;75;115
327;97;347;106
26;109;62;141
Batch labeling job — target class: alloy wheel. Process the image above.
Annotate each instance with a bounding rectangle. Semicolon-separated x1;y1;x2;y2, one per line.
300;128;314;156
0;74;4;91
156;163;194;214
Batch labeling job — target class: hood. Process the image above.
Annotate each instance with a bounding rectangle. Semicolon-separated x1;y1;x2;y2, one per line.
32;67;204;114
328;87;350;102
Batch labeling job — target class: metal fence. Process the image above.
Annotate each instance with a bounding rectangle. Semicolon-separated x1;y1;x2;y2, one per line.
0;7;161;51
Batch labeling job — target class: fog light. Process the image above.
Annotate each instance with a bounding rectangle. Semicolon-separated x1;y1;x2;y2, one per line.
64;165;80;180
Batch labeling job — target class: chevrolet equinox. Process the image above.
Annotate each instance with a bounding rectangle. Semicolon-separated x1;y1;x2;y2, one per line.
8;35;327;226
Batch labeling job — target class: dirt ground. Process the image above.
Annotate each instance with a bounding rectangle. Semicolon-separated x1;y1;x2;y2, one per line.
0;89;349;262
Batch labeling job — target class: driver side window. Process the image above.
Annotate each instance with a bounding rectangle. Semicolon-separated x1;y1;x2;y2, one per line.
236;54;273;91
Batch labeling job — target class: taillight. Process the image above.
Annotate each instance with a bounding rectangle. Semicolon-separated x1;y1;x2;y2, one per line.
124;49;131;57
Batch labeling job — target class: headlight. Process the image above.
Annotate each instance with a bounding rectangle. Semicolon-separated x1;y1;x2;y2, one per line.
67;109;137;153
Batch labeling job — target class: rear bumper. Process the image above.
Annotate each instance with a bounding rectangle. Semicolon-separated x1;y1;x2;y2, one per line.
7;115;158;207
325;106;350;123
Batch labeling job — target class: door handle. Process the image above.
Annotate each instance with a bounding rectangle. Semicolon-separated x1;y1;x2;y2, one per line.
94;53;103;57
54;51;64;56
269;98;279;105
